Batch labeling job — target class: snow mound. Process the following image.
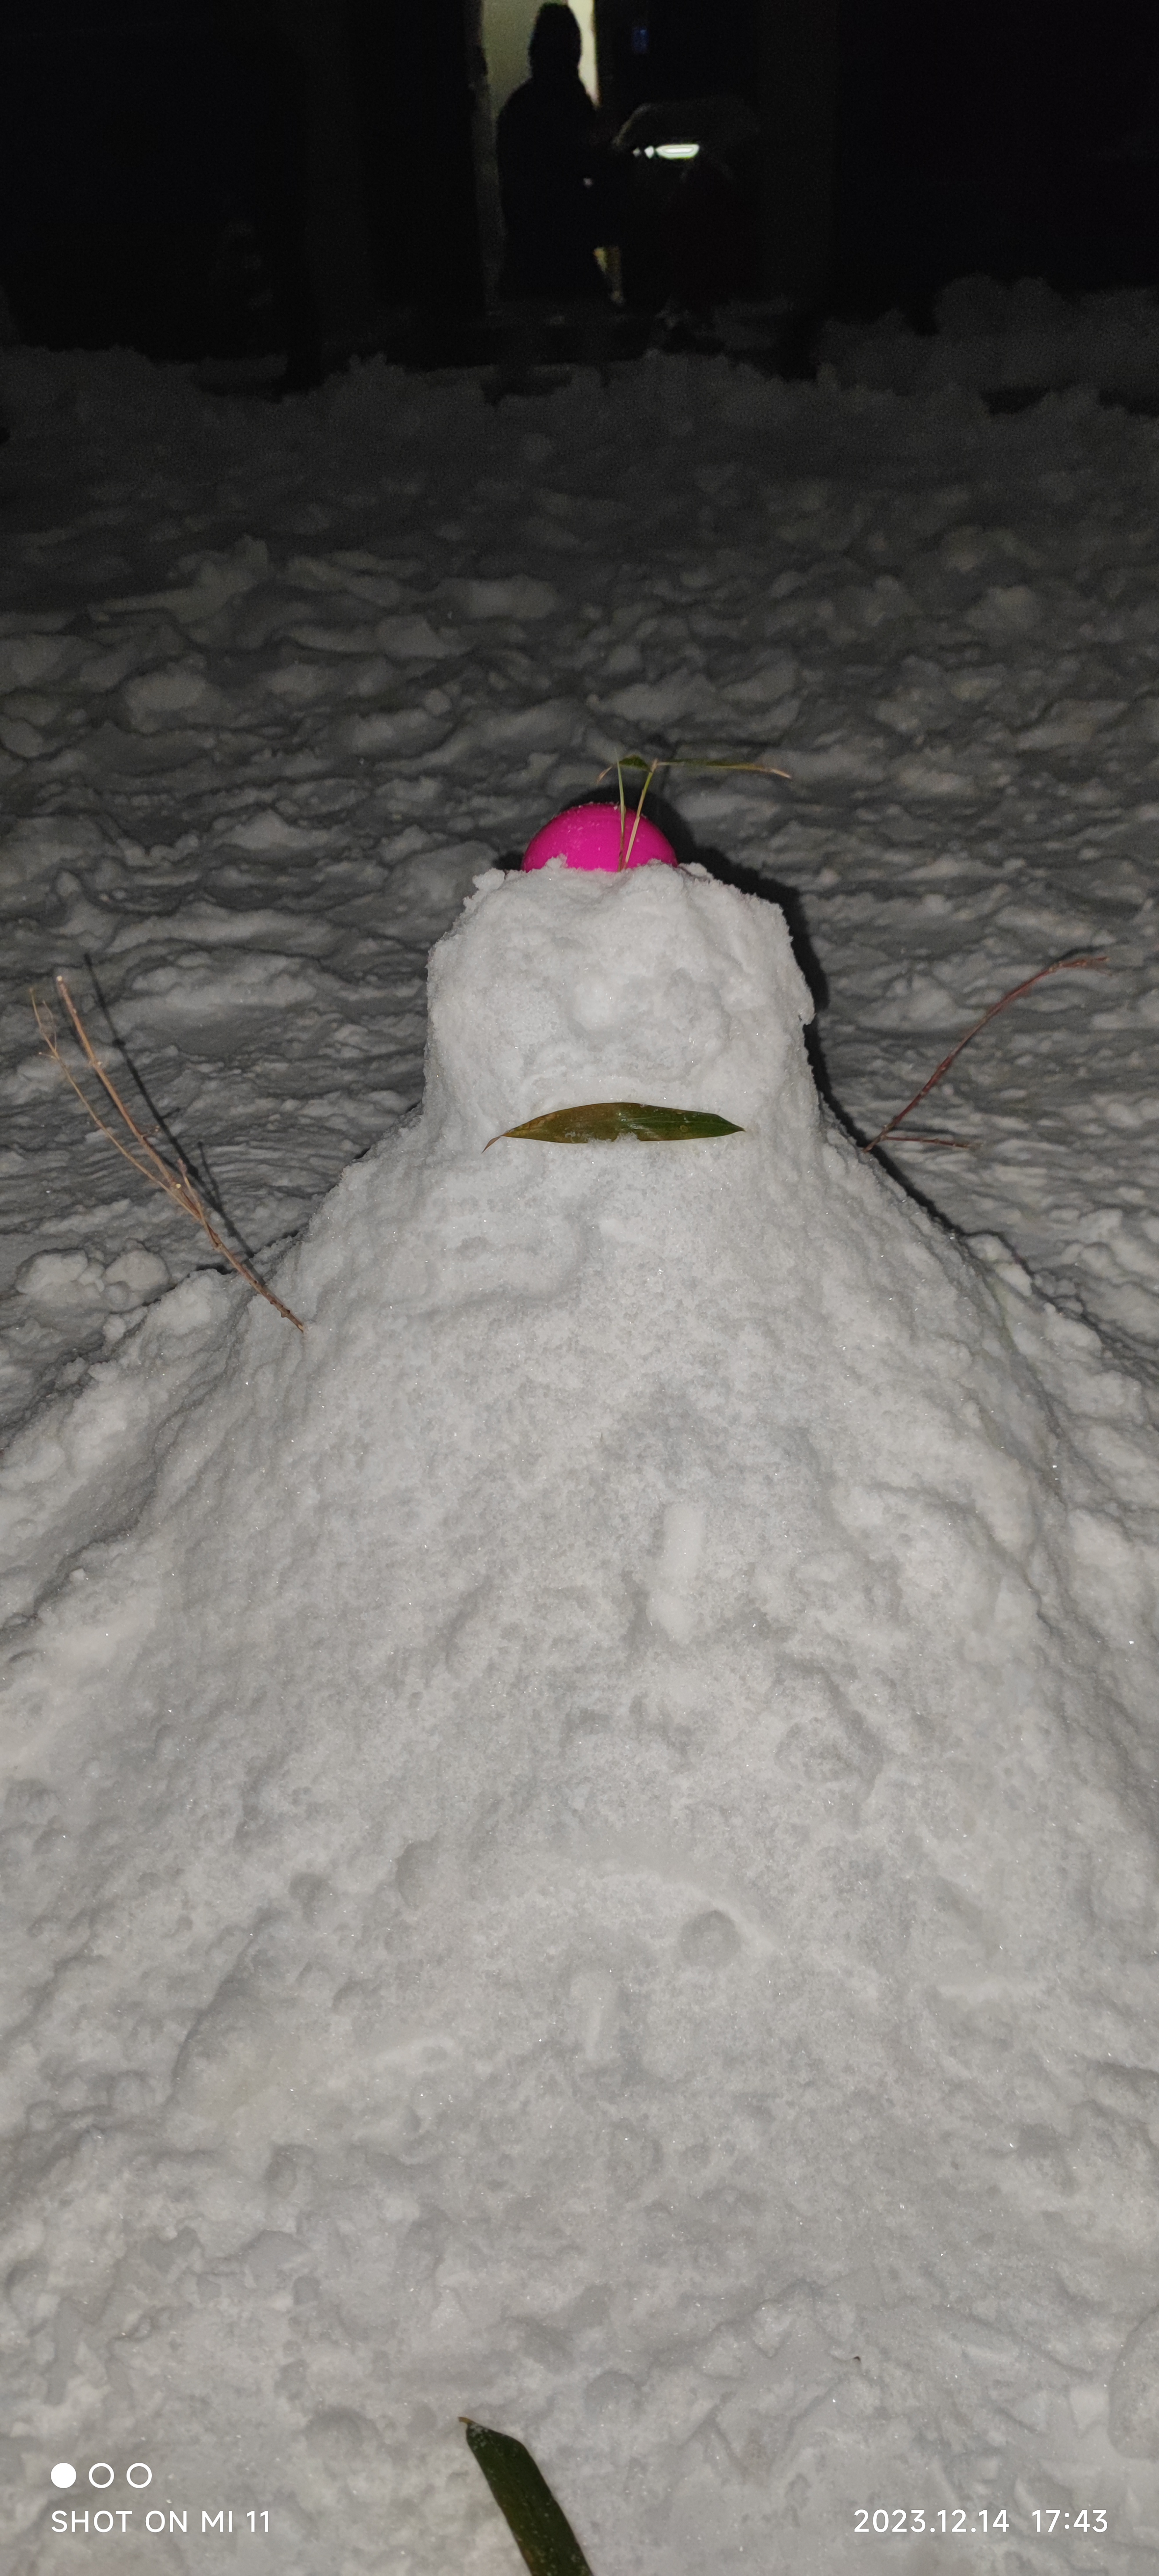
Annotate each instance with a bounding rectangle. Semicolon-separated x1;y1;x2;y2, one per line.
3;864;1159;2573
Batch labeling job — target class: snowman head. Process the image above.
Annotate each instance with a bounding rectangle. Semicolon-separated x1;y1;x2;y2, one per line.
424;860;816;1159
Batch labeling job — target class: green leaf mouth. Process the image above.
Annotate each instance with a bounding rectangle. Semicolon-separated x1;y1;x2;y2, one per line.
487;1100;743;1146
463;2420;596;2575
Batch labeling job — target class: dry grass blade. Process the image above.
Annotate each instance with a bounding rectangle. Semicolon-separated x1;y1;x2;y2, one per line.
600;751;791;783
33;976;305;1332
617;754;658;867
600;747;792;869
864;954;1110;1156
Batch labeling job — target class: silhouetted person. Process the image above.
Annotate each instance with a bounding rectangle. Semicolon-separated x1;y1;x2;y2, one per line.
495;5;608;301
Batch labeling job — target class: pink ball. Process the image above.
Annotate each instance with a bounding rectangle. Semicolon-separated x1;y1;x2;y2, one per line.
522;802;678;874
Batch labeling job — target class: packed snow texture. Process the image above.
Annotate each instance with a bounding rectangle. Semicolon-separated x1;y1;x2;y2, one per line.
0;344;1158;2575
818;280;1159;410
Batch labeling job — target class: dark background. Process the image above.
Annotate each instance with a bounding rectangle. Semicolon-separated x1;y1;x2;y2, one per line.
0;0;1156;361
837;0;1159;313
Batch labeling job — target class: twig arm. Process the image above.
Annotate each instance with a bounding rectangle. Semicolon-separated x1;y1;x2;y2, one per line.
864;954;1109;1154
33;982;305;1332
54;977;183;1199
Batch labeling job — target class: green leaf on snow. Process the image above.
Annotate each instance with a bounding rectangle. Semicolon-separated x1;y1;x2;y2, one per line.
463;2421;596;2576
487;1100;743;1146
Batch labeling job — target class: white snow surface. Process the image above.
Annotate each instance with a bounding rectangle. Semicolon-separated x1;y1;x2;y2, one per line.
1;344;1159;2574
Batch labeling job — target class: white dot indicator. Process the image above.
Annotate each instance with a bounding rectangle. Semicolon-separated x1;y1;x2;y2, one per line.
50;2465;77;2489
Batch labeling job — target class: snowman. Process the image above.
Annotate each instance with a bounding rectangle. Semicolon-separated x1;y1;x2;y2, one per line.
3;803;1156;2575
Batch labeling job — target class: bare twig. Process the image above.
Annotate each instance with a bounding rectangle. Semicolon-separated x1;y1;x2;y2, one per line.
33;977;305;1331
864;954;1110;1156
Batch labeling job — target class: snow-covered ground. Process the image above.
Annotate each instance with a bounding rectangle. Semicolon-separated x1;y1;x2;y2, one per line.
1;335;1158;2575
818;280;1159;414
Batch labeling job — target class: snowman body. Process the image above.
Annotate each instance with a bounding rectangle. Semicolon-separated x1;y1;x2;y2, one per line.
4;857;1150;2574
